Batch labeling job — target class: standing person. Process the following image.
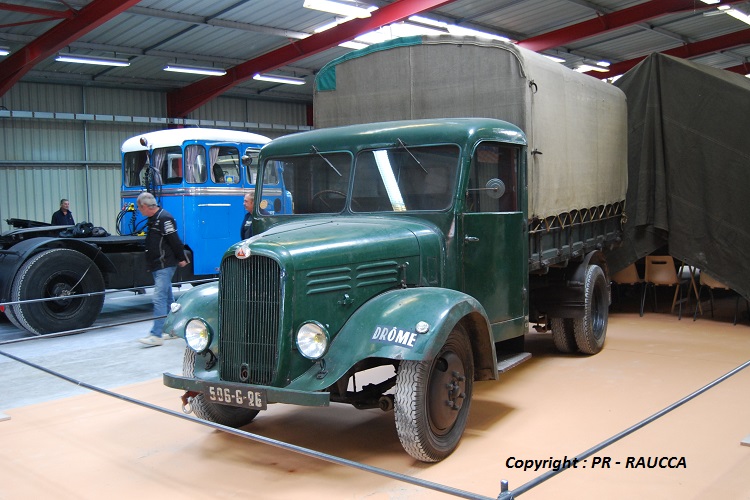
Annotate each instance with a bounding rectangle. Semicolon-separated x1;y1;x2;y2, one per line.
136;192;188;347
240;191;269;240
51;198;75;225
240;192;255;240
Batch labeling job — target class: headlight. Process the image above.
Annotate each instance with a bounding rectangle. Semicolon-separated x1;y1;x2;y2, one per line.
296;321;329;360
185;318;212;353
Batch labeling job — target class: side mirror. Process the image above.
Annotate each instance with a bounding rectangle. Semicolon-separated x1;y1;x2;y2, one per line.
485;178;506;199
242;155;252;166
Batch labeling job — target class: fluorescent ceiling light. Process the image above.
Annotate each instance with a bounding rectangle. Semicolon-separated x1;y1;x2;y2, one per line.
596;61;611;67
0;47;9;56
339;41;369;50
408;15;510;42
575;64;610;73
253;73;306;85
55;53;130;67
700;0;720;4
726;8;750;25
164;64;226;76
303;0;372;18
544;55;566;63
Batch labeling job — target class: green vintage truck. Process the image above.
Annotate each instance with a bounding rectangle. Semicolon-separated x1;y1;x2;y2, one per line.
163;37;627;462
163;117;624;462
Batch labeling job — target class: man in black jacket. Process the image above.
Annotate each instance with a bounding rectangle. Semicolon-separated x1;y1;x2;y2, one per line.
51;198;74;225
136;192;188;347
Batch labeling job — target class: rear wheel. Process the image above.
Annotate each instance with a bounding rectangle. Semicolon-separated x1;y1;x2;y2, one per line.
573;265;609;355
394;325;474;462
183;349;259;427
9;248;105;335
550;317;577;353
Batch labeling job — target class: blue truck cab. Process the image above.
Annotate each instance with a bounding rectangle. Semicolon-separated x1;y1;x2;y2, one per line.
119;128;292;276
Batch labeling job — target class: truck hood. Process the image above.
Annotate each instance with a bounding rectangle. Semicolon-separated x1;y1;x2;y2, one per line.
230;216;440;271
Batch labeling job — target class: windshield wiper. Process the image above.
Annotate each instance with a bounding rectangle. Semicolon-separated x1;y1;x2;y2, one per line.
311;145;342;177
397;138;428;175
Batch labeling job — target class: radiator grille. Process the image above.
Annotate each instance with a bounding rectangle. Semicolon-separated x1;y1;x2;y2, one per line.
219;255;282;385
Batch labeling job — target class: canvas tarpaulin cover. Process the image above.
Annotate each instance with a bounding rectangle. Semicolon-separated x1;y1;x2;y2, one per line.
608;53;750;300
314;35;627;221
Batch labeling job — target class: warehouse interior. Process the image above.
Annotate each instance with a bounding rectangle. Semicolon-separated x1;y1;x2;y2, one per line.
1;1;750;499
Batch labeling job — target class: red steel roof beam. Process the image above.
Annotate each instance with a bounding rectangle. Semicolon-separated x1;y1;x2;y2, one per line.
518;0;746;53
589;28;750;78
0;0;141;98
167;0;457;118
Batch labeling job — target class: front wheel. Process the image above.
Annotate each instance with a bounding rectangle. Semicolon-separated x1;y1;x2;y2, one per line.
183;349;259;427
573;265;609;355
394;325;474;462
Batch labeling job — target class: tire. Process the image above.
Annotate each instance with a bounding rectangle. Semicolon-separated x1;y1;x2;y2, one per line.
394;324;474;462
9;248;105;335
550;317;577;353
573;265;609;355
183;349;259;427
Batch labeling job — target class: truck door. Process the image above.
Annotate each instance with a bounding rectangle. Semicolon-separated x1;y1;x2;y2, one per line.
186;144;243;275
460;142;527;342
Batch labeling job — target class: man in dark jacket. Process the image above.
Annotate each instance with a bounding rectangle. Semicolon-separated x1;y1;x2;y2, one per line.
240;191;269;240
51;198;74;225
240;192;255;240
136;192;188;346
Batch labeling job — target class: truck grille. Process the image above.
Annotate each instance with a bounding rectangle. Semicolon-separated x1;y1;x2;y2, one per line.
218;255;282;385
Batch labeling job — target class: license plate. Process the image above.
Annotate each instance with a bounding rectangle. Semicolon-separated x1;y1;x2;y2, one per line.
203;382;267;410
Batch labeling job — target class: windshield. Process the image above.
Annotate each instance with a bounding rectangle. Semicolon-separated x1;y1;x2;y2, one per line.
260;144;460;214
261;152;352;214
352;144;460;212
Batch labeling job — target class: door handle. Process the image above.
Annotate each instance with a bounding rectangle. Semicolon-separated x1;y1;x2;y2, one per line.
465;236;479;243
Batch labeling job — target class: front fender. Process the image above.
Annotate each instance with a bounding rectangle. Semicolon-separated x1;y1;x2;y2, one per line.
163;281;219;346
287;287;496;391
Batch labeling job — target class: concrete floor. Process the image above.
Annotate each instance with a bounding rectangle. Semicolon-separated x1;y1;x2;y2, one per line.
1;288;749;499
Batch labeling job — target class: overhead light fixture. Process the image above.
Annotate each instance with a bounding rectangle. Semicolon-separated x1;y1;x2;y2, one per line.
408;15;511;42
339;41;369;50
726;8;750;26
164;64;227;76
0;47;9;56
544;55;566;63
55;53;130;67
253;73;306;85
303;0;372;19
575;64;610;73
699;0;720;4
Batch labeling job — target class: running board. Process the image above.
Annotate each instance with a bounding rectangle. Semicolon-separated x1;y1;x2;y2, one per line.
497;352;532;374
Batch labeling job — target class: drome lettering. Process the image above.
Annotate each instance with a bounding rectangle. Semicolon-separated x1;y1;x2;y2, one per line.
371;325;418;348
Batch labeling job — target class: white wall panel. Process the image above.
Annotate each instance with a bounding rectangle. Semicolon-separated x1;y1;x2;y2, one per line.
2;83;83;113
0;119;84;161
0;165;88;231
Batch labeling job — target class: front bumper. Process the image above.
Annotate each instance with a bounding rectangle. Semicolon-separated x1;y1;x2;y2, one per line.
163;372;331;408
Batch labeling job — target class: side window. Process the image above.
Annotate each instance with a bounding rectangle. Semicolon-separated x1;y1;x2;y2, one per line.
466;143;519;213
152;146;181;185
210;146;240;184
184;145;207;184
124;151;148;187
243;148;262;184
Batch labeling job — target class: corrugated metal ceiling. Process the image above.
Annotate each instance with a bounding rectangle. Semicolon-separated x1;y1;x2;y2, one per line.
1;0;749;111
